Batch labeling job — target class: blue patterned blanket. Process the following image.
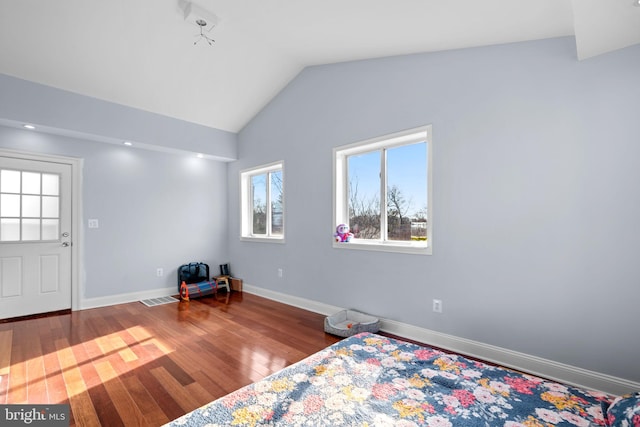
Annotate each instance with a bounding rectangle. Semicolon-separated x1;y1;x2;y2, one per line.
165;333;612;426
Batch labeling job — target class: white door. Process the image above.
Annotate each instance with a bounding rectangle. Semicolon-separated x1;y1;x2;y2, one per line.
0;156;72;319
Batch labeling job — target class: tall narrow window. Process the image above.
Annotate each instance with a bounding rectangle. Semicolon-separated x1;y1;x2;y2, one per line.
334;126;432;254
241;162;284;241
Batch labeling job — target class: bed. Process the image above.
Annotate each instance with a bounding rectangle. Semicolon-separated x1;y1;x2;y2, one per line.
165;332;637;427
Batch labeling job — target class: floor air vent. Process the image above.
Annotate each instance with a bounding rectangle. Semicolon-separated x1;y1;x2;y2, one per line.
140;296;179;307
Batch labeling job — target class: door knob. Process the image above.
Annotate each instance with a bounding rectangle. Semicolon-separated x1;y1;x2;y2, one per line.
62;242;70;247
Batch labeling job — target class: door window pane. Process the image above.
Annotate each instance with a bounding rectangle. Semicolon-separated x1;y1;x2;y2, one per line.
42;219;59;240
42;174;59;196
22;172;41;194
22;219;40;240
1;170;20;193
1;194;20;217
22;195;41;218
42;196;59;218
1;218;20;241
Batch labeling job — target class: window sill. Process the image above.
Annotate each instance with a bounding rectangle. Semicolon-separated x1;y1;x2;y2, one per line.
332;240;431;255
241;236;285;244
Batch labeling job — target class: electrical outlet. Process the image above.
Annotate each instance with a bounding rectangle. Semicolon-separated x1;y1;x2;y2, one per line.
88;219;99;229
156;268;163;277
277;268;283;278
432;299;443;313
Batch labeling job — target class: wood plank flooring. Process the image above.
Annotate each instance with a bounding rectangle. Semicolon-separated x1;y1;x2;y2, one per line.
0;292;341;426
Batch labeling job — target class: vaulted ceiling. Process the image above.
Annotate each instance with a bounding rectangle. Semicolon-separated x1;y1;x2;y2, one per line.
1;0;639;134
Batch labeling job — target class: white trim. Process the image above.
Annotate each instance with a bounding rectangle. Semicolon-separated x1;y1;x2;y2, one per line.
332;239;429;255
243;283;639;396
244;283;343;315
0;148;83;312
80;286;177;310
336;128;428;155
379;319;639;396
240;236;286;244
240;160;283;176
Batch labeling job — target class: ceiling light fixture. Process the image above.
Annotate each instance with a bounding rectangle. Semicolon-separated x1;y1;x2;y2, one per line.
196;153;204;158
23;124;35;130
180;1;218;46
194;19;215;46
635;0;640;6
123;141;133;146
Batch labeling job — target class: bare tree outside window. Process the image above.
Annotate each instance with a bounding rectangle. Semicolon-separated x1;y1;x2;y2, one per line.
348;151;381;240
348;178;380;239
252;174;267;234
345;140;428;243
270;170;283;235
242;161;285;240
387;141;428;242
387;184;412;241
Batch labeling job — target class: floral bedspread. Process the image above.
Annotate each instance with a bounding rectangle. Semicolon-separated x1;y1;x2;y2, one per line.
166;333;613;426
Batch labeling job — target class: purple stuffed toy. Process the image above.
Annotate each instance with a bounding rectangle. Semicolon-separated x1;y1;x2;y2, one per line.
334;224;354;242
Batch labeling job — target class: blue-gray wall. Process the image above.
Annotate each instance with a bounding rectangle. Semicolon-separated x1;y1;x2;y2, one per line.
0;89;230;299
1;35;638;384
0;74;237;161
228;37;640;382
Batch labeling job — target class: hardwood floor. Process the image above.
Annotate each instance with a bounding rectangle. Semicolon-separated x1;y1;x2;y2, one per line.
0;292;341;426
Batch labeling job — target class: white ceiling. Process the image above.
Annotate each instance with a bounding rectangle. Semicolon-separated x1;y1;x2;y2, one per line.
0;0;639;134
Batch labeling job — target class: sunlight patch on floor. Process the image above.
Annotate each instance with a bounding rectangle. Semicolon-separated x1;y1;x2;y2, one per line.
2;326;174;403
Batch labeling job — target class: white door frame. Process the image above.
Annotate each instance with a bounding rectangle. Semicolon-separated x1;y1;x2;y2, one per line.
0;148;83;311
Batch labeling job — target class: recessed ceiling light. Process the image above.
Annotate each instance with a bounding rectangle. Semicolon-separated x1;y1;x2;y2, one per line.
123;141;133;146
196;153;204;158
23;124;35;130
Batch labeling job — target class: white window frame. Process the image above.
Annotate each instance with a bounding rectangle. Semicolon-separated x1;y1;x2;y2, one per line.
240;161;285;242
333;125;432;255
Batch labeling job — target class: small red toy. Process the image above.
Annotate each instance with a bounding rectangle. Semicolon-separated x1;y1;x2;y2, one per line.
180;281;190;301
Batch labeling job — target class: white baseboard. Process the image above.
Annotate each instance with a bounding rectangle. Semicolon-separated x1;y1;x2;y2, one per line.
244;284;343;316
244;283;639;396
80;286;177;310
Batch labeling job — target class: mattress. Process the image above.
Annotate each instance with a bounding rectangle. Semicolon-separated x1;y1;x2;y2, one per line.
165;332;616;426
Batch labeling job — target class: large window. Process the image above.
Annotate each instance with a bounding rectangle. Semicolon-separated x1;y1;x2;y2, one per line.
334;126;432;254
241;162;284;241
